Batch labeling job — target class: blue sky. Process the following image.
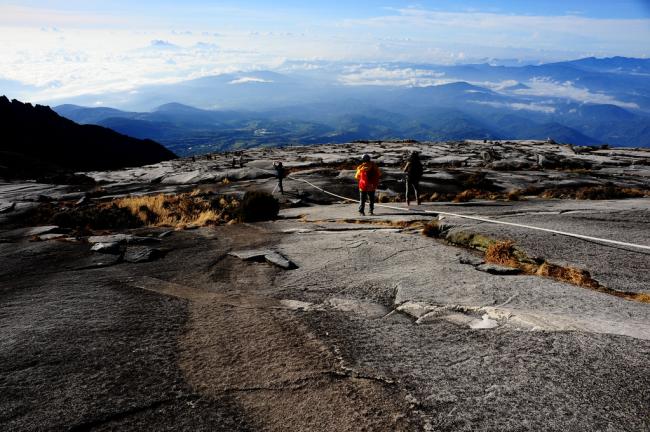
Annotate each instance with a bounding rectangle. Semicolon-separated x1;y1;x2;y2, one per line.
1;0;649;101
8;0;650;19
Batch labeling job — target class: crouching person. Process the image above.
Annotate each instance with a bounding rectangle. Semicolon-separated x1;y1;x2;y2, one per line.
355;154;381;216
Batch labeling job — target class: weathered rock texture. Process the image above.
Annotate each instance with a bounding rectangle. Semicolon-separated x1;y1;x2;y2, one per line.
1;140;649;431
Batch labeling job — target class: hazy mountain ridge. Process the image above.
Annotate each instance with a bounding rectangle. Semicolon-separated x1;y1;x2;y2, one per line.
48;57;650;155
55;97;606;156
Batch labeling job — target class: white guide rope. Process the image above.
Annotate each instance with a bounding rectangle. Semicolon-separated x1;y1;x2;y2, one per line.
285;174;650;252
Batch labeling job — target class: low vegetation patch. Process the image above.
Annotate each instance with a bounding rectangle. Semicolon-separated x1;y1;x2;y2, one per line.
541;185;648;200
22;202;143;231
421;221;442;237
113;192;240;228
536;262;599;289
484;240;519;267
452;189;507;203
18;189;284;231
427;227;650;304
239;191;280;222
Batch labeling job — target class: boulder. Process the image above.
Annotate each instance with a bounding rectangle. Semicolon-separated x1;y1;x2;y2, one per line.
124;246;163;263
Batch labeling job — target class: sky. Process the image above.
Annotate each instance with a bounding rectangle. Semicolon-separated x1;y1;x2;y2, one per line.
1;0;649;102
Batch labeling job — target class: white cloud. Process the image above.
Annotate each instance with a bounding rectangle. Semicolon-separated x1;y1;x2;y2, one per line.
517;77;640;109
229;77;273;85
338;66;449;87
472;100;556;114
0;4;648;104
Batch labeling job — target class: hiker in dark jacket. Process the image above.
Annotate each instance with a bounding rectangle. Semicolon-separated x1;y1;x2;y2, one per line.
403;151;423;206
273;161;286;194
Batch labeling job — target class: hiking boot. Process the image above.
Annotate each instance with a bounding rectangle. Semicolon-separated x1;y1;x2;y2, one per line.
359;210;365;216
369;211;374;216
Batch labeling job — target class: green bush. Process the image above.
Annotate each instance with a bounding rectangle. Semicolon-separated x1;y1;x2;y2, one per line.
239;191;280;222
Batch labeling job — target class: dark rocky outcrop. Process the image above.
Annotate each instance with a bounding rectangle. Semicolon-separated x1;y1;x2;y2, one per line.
0;96;177;180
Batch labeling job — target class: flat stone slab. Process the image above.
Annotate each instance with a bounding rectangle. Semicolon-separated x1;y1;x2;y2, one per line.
396;301;438;319
229;249;296;269
91;242;121;254
88;234;133;244
0;201;15;213
229;249;270;260
279;299;318;310
264;251;295;269
27;226;61;236
38;233;66;241
325;298;389;319
88;234;160;245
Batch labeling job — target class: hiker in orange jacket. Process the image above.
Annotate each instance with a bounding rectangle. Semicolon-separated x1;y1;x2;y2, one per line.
354;154;381;216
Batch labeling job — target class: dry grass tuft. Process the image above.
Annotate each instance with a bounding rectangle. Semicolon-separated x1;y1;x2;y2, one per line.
506;190;522;201
113;192;239;228
536;262;600;289
452;189;483;203
421;221;441;237
634;293;650;304
423;225;650;304
485;240;519;267
541;185;648;200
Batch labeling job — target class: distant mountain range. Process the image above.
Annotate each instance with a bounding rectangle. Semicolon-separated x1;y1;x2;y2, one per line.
0;96;176;179
39;57;650;154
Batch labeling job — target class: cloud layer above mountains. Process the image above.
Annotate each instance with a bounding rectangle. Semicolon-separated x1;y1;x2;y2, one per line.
0;2;648;102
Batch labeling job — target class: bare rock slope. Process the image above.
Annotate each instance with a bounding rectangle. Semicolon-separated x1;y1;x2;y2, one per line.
1;140;649;431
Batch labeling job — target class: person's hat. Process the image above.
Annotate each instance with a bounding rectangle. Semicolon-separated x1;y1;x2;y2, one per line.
362;154;371;162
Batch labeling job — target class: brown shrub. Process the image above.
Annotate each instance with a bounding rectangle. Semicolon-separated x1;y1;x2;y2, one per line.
239;191;280;222
575;185;646;200
521;185;543;196
422;221;441;237
541;185;648;200
485;240;519;267
22;202;143;230
506;190;522;201
536;262;600;289
453;189;483;203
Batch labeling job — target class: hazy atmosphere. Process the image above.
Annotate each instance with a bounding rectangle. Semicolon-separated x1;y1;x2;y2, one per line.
2;1;650;101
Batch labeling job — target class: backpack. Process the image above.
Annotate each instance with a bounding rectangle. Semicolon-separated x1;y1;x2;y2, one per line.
366;164;376;181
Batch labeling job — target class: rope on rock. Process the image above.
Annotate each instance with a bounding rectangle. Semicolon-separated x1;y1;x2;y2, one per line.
286;174;650;252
